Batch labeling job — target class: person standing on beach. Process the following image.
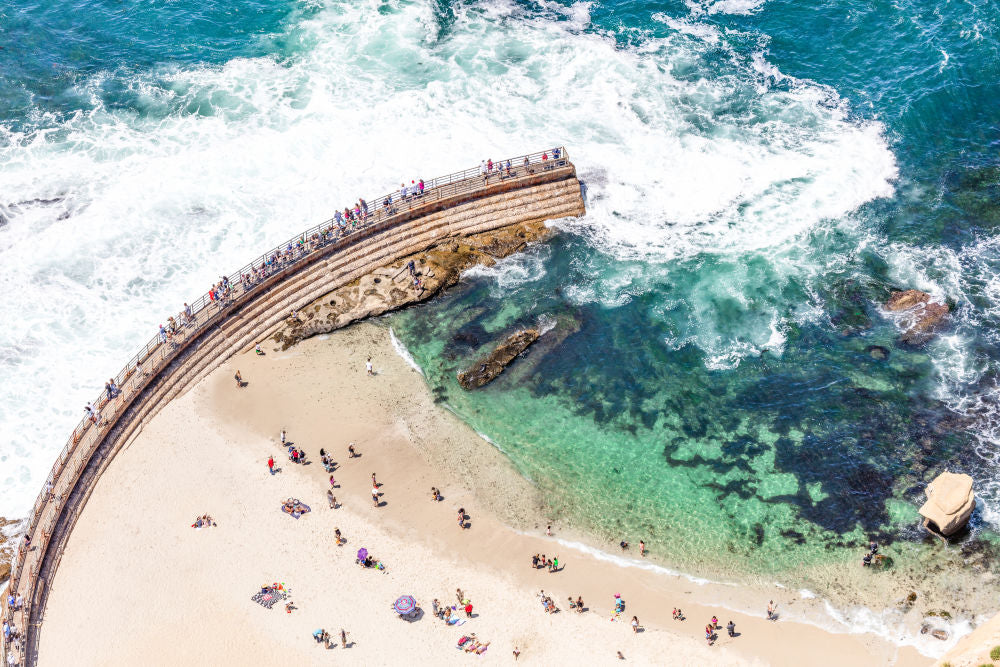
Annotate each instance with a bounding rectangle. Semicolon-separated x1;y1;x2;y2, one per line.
639;540;646;556
726;620;735;637
334;528;343;546
348;443;357;458
267;456;274;475
327;489;335;508
546;525;552;536
372;487;379;507
234;370;243;388
329;474;336;487
372;472;378;487
280;429;286;445
366;357;373;376
340;629;349;648
513;646;520;661
767;600;777;620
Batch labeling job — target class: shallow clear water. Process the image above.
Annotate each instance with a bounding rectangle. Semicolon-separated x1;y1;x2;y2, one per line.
2;0;1000;647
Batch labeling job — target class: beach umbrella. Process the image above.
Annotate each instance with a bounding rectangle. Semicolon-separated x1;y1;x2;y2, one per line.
393;595;417;615
357;548;368;561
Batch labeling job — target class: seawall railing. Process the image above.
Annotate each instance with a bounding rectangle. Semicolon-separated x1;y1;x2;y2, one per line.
1;147;575;666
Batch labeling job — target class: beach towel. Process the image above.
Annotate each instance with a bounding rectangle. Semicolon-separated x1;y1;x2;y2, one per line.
281;502;311;519
251;590;287;610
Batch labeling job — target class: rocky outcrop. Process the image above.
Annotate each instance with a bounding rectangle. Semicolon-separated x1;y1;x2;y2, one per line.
935;611;1000;667
885;289;950;344
271;220;553;350
0;516;25;585
457;329;540;390
919;471;975;537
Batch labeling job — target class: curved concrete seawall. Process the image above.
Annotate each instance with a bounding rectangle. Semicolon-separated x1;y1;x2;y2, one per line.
3;150;584;666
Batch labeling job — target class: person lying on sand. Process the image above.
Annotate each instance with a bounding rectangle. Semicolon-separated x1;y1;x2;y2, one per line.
465;640;490;654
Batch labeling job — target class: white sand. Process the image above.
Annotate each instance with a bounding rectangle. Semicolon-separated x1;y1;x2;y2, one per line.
38;323;928;666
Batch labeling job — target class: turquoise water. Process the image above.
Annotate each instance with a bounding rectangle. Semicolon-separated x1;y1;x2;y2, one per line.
2;0;1000;642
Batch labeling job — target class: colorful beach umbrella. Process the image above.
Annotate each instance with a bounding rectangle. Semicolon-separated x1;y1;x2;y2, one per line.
357;548;368;561
393;595;417;615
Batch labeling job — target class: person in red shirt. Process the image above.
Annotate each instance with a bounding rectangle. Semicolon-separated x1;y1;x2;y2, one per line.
268;456;275;475
464;602;473;618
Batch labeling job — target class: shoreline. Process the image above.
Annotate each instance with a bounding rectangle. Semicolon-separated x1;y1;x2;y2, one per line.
385;323;985;660
36;321;931;665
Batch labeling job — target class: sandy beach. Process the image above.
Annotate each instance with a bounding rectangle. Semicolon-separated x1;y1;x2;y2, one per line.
37;322;930;666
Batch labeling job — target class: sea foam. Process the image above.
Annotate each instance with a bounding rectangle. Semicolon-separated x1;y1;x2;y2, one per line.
0;0;895;519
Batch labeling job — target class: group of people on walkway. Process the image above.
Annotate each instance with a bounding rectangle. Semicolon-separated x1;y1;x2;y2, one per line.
3;616;23;665
480;149;562;183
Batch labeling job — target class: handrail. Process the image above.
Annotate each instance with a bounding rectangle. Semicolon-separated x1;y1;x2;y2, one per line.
2;146;573;666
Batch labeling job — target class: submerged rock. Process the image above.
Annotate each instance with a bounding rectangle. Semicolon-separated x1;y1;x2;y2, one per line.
919;471;975;538
885;289;950;345
457;329;540;390
865;345;890;361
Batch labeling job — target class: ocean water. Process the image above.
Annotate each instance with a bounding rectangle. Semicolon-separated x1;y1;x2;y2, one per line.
2;0;999;649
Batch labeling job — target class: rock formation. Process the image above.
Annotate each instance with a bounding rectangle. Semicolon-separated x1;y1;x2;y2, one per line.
934;611;1000;666
271;220;553;350
885;289;949;344
0;516;24;585
918;471;975;537
457;329;540;390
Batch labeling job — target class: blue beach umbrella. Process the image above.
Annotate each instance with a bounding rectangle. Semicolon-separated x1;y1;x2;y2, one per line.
393;595;417;615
